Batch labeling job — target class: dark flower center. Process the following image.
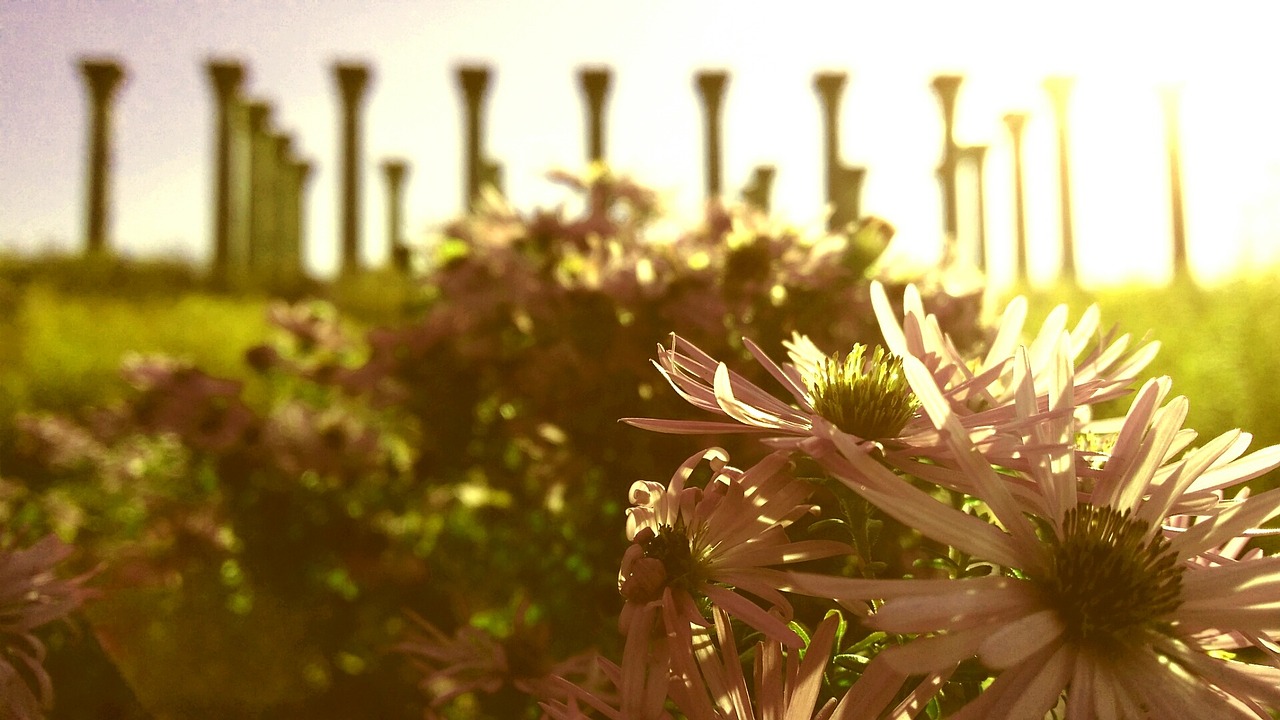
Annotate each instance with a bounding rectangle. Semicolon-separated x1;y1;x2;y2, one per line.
640;523;695;591
808;344;919;440
1037;504;1184;646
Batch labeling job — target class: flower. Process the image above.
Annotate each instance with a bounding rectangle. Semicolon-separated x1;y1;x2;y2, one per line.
669;606;948;720
868;280;1159;416
624;329;1058;493
623;333;929;449
396;602;598;718
0;535;89;720
785;336;1280;718
539;656;671;720
616;448;850;720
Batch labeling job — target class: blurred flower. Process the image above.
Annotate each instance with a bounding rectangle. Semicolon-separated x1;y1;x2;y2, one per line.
14;414;105;472
121;354;256;454
396;603;597;718
539;655;668;720
260;401;384;481
616;448;848;720
787;338;1280;718
0;535;88;720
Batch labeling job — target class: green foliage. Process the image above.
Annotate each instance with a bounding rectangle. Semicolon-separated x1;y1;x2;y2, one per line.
1020;279;1280;491
0;282;271;419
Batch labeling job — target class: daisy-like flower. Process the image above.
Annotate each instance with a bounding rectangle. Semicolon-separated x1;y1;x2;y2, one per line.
670;606;949;720
624;327;1062;494
867;279;1159;416
396;603;597;718
784;334;1280;718
0;535;89;720
623;332;932;451
617;448;850;720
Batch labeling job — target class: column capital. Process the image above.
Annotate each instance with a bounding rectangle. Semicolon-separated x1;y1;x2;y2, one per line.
245;100;272;132
79;57;126;100
382;158;409;183
1044;76;1075;110
294;159;313;185
1002;111;1028;136
694;69;728;100
457;64;491;101
206;58;246;100
578;66;611;101
333;62;372;104
813;71;847;101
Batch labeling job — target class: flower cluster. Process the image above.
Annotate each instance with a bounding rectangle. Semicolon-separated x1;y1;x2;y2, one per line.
560;280;1280;718
0;535;88;720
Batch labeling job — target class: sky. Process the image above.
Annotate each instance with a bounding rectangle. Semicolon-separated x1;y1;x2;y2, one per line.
3;1;1280;286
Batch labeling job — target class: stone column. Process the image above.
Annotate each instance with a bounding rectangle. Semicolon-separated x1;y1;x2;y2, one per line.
694;70;728;200
334;62;372;275
813;72;867;231
78;58;126;255
244;101;277;275
958;144;989;272
206;59;245;282
741;165;775;214
578;67;611;164
382;159;409;272
291;159;313;279
1161;85;1190;283
1045;76;1077;284
1003;112;1030;285
274;134;298;283
814;72;846;227
457;65;492;211
931;75;963;241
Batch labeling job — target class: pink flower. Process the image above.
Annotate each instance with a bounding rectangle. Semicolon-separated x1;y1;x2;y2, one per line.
0;535;89;719
624;334;928;449
670;606;948;720
396;603;597;718
868;280;1159;416
785;336;1280;718
617;448;849;720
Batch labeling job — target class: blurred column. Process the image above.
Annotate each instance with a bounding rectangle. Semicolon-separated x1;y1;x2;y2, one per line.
382;158;410;272
274;134;300;283
741;165;776;214
957;144;989;272
1003;112;1030;285
334;62;372;275
245;101;278;276
291;159;313;279
814;72;867;231
578;66;611;164
78;57;126;255
931;75;963;241
206;59;245;283
814;72;843;228
694;70;728;200
457;65;492;211
1161;85;1190;283
1045;76;1077;285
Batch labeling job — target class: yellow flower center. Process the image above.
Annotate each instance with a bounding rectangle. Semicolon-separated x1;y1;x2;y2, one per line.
807;344;920;440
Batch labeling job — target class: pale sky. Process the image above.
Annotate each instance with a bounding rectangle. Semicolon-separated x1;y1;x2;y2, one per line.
3;1;1280;286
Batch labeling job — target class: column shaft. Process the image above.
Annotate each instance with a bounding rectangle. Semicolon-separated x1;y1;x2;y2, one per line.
79;58;125;254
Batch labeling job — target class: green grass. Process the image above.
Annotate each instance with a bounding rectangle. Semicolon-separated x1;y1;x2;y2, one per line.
0;281;273;421
1018;277;1280;489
